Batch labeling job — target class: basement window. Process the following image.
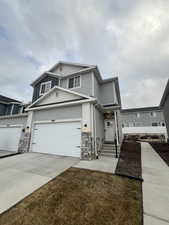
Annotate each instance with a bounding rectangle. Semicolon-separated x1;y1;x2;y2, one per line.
68;76;80;89
39;81;52;95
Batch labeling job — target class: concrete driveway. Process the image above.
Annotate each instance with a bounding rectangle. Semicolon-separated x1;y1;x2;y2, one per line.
0;152;79;214
0;150;16;158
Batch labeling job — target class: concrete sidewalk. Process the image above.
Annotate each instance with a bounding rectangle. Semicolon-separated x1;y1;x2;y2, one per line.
74;156;118;173
141;142;169;225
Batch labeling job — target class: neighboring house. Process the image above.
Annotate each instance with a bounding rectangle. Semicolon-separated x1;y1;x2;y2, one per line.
160;79;169;140
0;95;23;116
0;61;122;159
121;106;166;138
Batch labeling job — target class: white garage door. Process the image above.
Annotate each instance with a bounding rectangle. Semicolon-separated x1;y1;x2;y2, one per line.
32;121;81;157
0;126;22;152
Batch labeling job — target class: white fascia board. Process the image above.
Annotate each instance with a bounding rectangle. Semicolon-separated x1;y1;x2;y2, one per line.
56;61;96;69
0;101;22;105
46;71;62;77
95;103;120;113
0;124;23;128
26;98;97;112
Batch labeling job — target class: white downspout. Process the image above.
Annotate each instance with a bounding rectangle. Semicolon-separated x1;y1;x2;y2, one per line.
10;104;14;115
94;105;97;157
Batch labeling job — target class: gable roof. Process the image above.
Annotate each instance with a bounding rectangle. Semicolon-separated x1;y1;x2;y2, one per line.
160;79;169;107
0;95;21;104
27;86;96;110
31;61;96;87
49;61;96;73
122;106;161;113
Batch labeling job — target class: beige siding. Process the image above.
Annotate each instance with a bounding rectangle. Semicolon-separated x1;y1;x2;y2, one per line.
36;89;81;106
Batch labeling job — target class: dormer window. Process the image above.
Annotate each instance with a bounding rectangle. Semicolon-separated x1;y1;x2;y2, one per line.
40;81;52;95
68;76;80;89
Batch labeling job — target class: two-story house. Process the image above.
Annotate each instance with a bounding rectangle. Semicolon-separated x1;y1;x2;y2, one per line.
121;106;166;139
0;95;23;116
0;61;122;159
160;79;169;141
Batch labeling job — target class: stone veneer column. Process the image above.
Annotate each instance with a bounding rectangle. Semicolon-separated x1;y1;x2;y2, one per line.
18;111;33;153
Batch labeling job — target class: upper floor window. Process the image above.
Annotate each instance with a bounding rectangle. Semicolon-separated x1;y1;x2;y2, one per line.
68;76;80;89
40;81;52;95
150;112;156;117
136;113;140;118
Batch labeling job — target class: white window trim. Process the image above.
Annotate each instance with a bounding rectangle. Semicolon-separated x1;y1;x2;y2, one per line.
39;81;52;96
67;75;81;89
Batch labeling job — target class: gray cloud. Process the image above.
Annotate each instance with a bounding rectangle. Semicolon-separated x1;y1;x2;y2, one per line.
0;0;168;107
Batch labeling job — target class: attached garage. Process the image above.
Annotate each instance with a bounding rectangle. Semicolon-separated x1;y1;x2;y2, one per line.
31;120;81;157
0;126;22;152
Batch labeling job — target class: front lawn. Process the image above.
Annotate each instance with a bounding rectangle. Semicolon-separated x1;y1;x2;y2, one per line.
115;141;142;180
0;167;143;225
150;142;169;166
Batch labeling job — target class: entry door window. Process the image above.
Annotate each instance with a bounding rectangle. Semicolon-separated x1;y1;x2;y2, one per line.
105;120;115;141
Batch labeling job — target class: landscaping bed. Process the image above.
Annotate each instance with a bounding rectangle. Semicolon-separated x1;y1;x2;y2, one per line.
150;142;169;166
0;167;143;225
115;141;142;180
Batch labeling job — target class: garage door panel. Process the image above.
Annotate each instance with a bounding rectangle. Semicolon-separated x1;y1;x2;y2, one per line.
32;122;81;157
0;127;22;152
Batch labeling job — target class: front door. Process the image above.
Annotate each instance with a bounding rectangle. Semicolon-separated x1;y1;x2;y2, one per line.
105;119;115;142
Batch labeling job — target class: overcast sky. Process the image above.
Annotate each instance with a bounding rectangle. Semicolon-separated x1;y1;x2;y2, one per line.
0;0;168;108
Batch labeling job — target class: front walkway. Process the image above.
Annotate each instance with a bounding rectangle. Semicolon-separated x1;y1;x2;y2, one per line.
74;156;118;173
141;142;169;224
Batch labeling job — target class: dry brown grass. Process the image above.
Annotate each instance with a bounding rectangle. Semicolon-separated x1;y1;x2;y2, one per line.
0;168;142;225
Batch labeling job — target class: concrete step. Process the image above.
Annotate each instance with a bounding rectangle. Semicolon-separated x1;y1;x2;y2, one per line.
100;152;119;158
101;149;120;154
103;144;115;147
102;146;115;149
102;146;120;150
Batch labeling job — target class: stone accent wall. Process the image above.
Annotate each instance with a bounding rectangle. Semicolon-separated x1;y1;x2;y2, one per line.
81;132;95;160
18;128;31;153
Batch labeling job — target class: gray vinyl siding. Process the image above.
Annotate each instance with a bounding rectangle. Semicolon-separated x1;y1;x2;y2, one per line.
100;82;114;105
5;105;12;115
122;110;165;127
116;110;123;143
32;76;59;102
95;107;104;140
33;105;82;122
0;103;6;116
93;75;100;102
60;72;93;97
163;95;169;136
0;115;27;126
